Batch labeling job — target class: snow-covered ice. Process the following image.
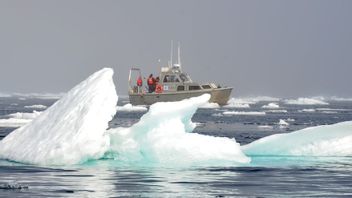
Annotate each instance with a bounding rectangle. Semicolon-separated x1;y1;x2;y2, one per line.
243;121;352;156
0;68;118;165
107;94;250;166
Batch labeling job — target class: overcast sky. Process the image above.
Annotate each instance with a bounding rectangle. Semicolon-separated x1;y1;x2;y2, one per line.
0;0;351;97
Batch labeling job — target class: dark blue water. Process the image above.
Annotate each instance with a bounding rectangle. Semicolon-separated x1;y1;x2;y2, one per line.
1;96;352;197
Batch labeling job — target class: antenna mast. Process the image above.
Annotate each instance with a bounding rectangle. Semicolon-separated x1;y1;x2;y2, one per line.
177;41;181;69
169;40;173;68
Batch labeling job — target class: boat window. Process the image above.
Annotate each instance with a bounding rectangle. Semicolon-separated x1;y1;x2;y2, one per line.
163;75;170;82
177;86;185;91
163;75;180;83
202;85;211;89
189;85;201;90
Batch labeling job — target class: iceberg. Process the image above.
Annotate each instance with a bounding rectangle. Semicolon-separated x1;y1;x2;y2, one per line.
243;121;352;157
0;68;118;165
107;94;250;166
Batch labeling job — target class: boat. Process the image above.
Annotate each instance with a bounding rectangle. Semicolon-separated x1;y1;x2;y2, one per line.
128;42;233;106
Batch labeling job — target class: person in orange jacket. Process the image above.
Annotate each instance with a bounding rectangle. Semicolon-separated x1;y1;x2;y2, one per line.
147;74;156;93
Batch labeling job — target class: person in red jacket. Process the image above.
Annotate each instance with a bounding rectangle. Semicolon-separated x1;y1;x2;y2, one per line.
147;74;156;93
136;76;143;93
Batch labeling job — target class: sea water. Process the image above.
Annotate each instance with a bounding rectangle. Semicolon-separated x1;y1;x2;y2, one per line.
1;96;352;197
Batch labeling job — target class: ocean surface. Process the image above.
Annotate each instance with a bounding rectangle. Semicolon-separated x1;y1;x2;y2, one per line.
1;96;352;197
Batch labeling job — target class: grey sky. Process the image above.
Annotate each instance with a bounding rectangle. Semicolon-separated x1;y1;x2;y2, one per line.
0;0;351;97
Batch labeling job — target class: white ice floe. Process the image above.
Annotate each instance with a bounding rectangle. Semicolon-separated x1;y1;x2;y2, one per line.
224;98;251;108
116;104;148;112
12;93;65;99
24;104;47;109
0;111;42;127
321;111;338;114
266;110;288;113
243;121;352;156
226;96;280;106
223;111;266;116
0;68;118;165
108;94;250;166
0;93;11;97
329;96;352;102
278;119;289;126
284;97;329;105
199;102;220;109
261;103;280;109
299;109;316;113
8;111;42;120
0;118;32;128
211;113;224;117
257;125;273;130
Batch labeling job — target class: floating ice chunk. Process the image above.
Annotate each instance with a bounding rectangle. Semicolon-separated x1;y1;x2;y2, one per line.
0;111;42;127
284;97;329;105
0;118;32;128
24;104;47;109
299;109;316;113
199;102;220;109
266;109;288;113
278;119;289;126
0;68;118;165
321;111;338;114
226;96;280;106
258;125;273;130
116;104;147;112
107;94;250;166
223;111;266;116
8;111;42;120
262;103;280;109
12;92;65;99
0;93;11;97
329;96;352;102
211;113;224;117
225;98;251;108
243;121;352;156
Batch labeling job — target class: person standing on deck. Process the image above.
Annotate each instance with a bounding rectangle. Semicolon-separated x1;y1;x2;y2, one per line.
147;74;156;93
136;76;143;93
